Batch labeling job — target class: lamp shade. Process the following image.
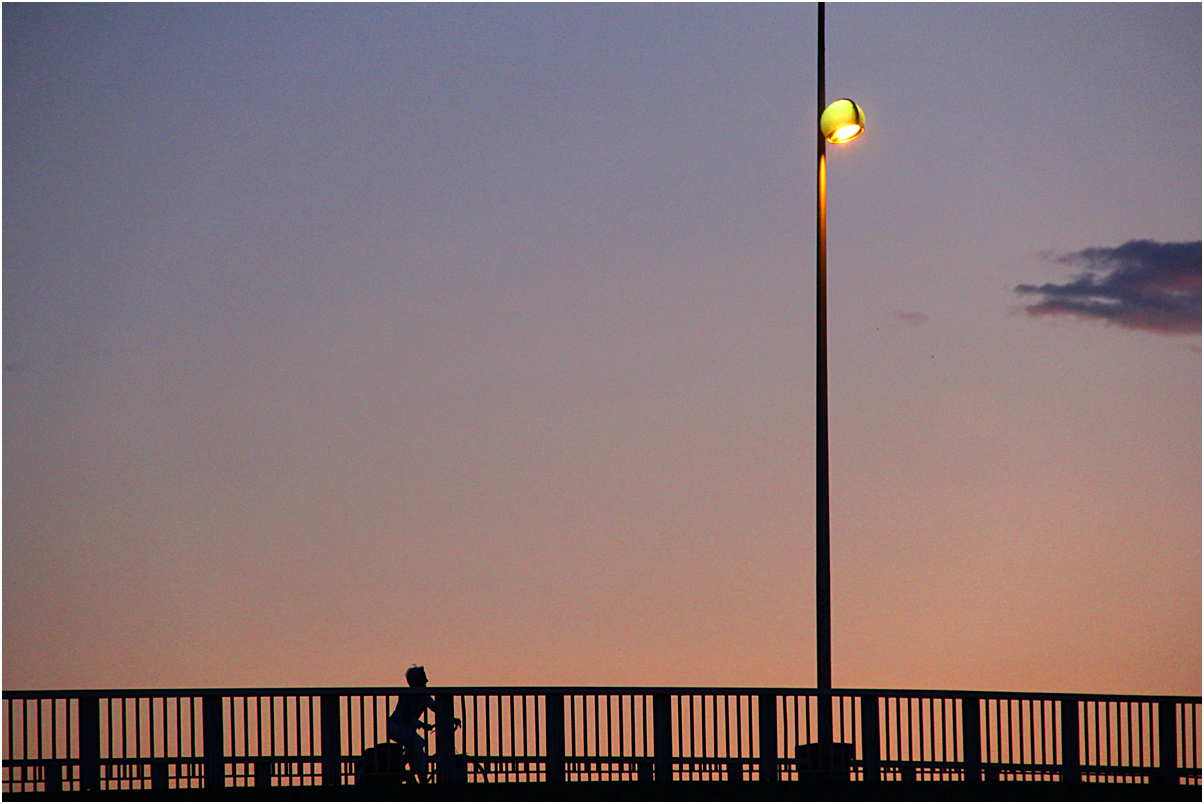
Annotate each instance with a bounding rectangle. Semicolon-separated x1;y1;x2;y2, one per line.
820;98;865;144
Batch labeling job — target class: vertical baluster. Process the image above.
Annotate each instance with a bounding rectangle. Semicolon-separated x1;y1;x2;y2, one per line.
675;695;683;780
6;698;13;790
44;699;62;794
545;694;565;784
281;698;289;785
254;697;270;789
961;697;981;784
130;698;139;787
606;695;613;781
268;697;276;784
151;699;167;790
36;696;44;789
927;697;935;779
471;696;478;780
1142;701;1150;776
735;696;743;767
307;697;315;783
1002;699;1009;778
653;694;672;783
1016;700;1024;779
622;695;630;780
588;695;596;780
707;698;717;779
567;696;575;781
948;699;957;780
996;699;1005;781
124;698;131;787
1117;702;1126;779
1061;698;1080;784
319;695;340;786
1182;705;1190;777
758;694;778;782
1088;698;1098;779
47;698;60;793
224;698;234;787
345;696;352;780
243;696;249;781
951;698;959;779
684;695;692;779
202;696;223;789
1040;700;1049;779
789;695;797;767
482;696;490;782
79;697;100;791
861;696;880;783
356;697;364;765
176;698;183;786
890;697;900;779
1158;700;1178;786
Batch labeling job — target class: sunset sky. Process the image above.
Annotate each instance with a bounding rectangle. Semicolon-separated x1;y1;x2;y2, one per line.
4;3;1200;697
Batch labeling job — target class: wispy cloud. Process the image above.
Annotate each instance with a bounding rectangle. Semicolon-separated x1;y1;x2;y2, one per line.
1015;240;1201;334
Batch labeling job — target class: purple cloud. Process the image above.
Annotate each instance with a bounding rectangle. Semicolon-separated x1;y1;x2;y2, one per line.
1015;240;1201;334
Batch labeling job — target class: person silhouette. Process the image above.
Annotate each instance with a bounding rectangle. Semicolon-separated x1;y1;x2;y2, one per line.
386;665;459;782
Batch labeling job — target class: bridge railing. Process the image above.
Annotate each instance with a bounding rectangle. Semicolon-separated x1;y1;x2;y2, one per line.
3;687;1199;792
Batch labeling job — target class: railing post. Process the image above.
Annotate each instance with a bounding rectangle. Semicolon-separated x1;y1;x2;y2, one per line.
1060;698;1080;784
202;695;225;789
44;762;63;794
78;697;101;791
1157;700;1179;786
151;760;168;790
860;696;880;783
961;697;981;784
758;694;778;782
653;694;673;782
321;694;342;786
435;694;456;784
545;695;565;783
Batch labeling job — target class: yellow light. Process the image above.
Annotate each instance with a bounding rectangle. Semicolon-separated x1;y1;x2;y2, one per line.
820;98;866;144
829;124;863;143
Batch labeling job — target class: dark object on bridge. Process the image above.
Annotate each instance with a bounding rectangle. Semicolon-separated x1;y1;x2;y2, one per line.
796;741;856;776
357;742;415;786
356;742;469;785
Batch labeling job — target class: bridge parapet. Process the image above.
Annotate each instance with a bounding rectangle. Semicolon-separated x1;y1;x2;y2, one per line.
4;686;1200;793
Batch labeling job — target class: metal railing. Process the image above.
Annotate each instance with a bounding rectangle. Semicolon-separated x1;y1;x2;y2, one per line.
3;687;1199;792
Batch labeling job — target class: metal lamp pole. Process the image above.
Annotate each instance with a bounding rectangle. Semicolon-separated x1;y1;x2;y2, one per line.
815;0;834;745
813;2;866;749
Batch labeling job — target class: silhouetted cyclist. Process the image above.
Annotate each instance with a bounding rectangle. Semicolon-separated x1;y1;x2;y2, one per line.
386;665;459;782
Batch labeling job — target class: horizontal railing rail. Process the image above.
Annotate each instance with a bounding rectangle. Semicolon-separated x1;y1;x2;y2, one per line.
3;687;1199;793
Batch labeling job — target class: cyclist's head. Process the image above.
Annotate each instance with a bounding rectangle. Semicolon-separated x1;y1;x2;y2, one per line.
405;665;428;687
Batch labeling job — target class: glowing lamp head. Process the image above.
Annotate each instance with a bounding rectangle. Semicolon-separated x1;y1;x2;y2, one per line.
820;98;866;144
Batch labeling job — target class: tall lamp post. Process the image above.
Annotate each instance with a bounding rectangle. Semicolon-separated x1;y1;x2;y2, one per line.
815;0;864;747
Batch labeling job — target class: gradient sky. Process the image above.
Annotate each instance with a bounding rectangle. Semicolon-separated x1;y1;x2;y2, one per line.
4;3;1200;697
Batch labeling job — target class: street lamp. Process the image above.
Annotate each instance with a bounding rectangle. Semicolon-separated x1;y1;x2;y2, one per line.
814;1;863;750
821;99;866;144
